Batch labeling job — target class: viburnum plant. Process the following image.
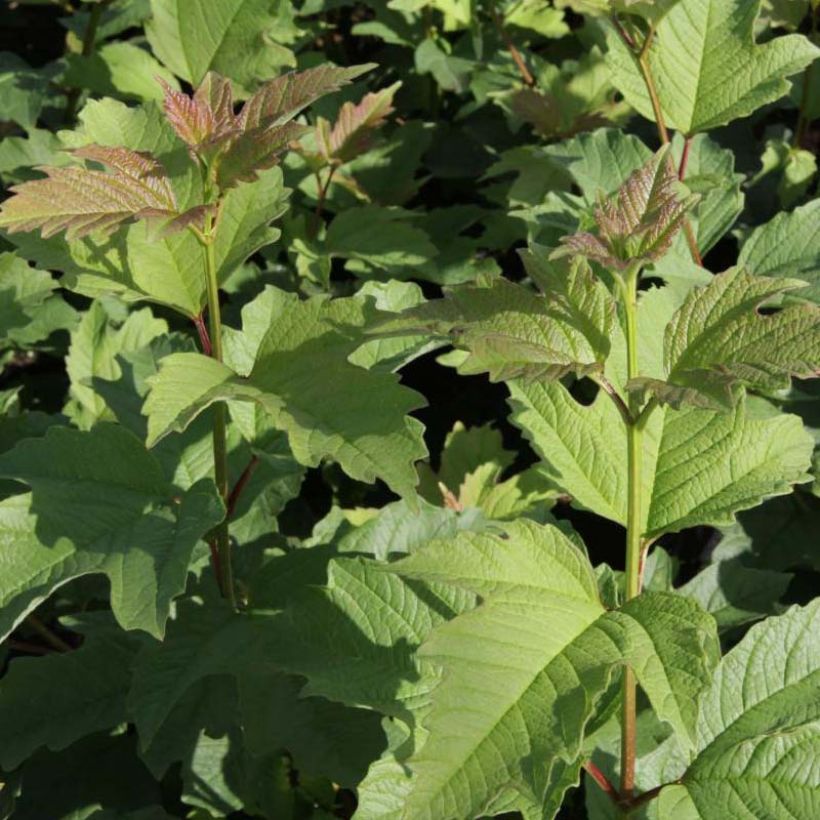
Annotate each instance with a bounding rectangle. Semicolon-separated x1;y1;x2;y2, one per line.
0;0;819;819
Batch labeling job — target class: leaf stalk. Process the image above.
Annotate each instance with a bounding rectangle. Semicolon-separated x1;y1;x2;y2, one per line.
621;260;643;796
202;210;236;609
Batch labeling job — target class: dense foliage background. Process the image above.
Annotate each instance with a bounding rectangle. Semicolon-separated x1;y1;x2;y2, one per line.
0;0;818;818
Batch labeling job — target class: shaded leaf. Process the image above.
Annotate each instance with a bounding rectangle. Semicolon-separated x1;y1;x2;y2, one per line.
0;425;224;639
143;287;428;498
0;615;145;770
374;258;614;382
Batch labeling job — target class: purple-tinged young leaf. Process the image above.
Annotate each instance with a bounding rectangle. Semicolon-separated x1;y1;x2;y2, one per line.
316;82;399;164
214;121;308;189
238;63;375;131
0;145;179;240
509;87;611;140
160;72;239;156
557;146;697;270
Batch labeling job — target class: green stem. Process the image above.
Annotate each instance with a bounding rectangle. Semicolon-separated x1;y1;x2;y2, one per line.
620;261;643;798
202;212;235;609
64;0;107;122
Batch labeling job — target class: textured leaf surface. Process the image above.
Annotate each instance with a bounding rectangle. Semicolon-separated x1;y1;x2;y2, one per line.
0;615;144;770
0;425;223;639
630;269;820;410
146;0;297;88
7;166;286;317
144;287;427;497
559;147;696;270
248;556;474;722
606;0;820;134
658;601;820;819
389;520;717;818
374;266;613;383
0;252;76;349
738;198;820;303
317;82;399;163
510;382;813;536
0;145;178;240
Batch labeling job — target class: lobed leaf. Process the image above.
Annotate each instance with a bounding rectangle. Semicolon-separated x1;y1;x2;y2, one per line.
606;0;820;134
629;268;820;410
388;520;717;818
143;287;428;498
373;260;614;383
658;600;820;819
316;82;400;164
0;145;179;240
0;424;224;639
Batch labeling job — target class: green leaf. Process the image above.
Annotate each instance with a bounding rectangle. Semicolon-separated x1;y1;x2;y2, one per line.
374;259;614;382
657;600;820;819
388;520;717;817
414;39;473;93
0;52;48;131
629;269;820;410
544;128;652;202
251;555;474;722
605;0;820;134
558;146;697;270
0;425;224;639
0;252;76;349
144;287;428;498
62;42;179;102
677;558;791;630
238;666;386;787
510;383;814;537
738;198;820;303
325;206;438;270
336;496;486;560
145;0;297;89
127;599;276;746
65;302;167;430
0;615;145;770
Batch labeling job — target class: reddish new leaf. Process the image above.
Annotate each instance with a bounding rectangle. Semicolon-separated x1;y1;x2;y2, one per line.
161;72;239;155
239;63;375;131
558;146;697;270
317;82;399;163
214;121;308;189
0;145;178;240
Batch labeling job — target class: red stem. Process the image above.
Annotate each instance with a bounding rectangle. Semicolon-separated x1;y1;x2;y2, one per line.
583;761;620;801
193;313;212;356
227;455;260;519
